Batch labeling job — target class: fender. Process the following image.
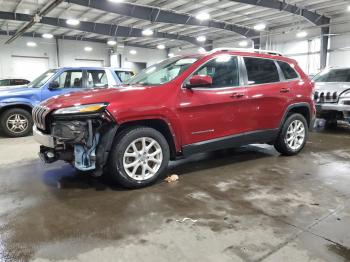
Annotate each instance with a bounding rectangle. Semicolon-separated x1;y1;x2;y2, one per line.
279;102;313;128
0;101;34;112
117;114;182;152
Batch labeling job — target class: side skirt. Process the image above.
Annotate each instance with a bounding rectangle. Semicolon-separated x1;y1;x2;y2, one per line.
182;129;279;157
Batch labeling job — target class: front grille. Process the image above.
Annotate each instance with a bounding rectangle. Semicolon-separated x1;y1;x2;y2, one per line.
314;91;338;103
32;106;50;131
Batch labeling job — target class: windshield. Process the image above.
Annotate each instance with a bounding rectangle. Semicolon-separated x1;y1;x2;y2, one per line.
314;68;350;83
125;57;199;86
28;69;58;88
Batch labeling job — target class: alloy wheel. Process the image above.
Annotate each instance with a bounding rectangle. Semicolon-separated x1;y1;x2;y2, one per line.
285;120;305;151
6;114;29;134
122;137;163;181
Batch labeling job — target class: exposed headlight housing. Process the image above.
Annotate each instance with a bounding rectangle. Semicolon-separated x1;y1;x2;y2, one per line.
53;103;108;115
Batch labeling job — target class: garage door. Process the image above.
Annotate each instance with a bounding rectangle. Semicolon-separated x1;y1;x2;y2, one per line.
12;56;50;81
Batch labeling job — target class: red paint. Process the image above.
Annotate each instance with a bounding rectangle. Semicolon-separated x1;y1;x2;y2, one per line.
188;75;213;86
41;50;315;153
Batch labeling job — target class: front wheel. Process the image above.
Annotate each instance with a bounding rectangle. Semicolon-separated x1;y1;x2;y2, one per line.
0;108;33;137
274;113;308;156
108;127;170;188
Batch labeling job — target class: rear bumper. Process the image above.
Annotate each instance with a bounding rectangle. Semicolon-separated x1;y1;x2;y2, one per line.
33;125;55;148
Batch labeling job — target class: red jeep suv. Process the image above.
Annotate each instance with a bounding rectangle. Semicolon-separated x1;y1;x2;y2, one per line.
33;49;315;188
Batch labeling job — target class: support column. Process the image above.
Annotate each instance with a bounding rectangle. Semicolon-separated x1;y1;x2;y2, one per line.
253;38;260;49
205;40;214;51
55;38;60;67
320;27;329;69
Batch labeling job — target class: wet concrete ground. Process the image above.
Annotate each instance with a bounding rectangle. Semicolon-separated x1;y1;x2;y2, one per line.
0;124;350;262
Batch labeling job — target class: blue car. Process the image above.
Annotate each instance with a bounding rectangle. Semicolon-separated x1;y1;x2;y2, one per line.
0;67;122;137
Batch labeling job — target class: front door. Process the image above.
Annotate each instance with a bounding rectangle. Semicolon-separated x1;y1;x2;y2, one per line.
177;55;249;145
41;69;85;101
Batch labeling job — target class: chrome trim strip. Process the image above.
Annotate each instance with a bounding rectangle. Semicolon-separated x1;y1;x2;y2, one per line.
191;129;215;135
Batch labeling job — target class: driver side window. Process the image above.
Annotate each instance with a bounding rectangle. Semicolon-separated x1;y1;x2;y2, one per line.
193;56;240;88
52;70;83;89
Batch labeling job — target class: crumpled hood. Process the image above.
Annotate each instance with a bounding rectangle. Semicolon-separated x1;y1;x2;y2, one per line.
315;82;350;95
41;85;156;110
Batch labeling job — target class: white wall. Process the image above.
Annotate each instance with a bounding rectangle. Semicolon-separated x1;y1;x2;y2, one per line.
120;46;167;68
0;36;57;80
269;36;321;75
0;36;166;80
57;39;110;68
266;19;350;75
327;20;350;67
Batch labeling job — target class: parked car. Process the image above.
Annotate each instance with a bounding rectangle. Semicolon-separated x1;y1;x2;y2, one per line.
33;49;315;188
313;67;350;126
0;78;30;87
0;67;122;137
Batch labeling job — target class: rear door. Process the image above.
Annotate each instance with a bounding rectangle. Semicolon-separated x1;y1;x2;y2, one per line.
243;57;290;131
276;60;301;99
177;55;249;145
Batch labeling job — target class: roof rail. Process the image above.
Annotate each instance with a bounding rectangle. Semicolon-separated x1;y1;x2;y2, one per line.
210;48;283;56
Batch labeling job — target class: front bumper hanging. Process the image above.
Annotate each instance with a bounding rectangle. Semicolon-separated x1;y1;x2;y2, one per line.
34;113;118;176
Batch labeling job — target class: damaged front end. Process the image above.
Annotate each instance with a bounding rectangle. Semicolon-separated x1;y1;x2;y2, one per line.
33;103;118;176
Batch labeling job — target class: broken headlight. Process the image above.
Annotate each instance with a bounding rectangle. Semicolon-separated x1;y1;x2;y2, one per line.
53;103;108;115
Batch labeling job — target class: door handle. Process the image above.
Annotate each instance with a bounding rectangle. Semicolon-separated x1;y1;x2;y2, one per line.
280;88;290;93
230;93;245;98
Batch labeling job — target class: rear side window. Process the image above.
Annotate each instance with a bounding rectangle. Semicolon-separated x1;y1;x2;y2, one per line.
12;79;29;85
87;70;108;88
115;71;134;82
244;57;280;85
278;61;299;80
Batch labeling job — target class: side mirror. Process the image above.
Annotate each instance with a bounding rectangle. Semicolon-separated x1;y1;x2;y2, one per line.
186;75;212;88
48;81;60;90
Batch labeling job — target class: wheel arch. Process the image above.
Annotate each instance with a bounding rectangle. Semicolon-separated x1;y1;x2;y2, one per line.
280;103;312;128
117;119;178;160
0;103;33;116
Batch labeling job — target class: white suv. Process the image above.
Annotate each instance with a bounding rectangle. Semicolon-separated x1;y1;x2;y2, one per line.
313;67;350;126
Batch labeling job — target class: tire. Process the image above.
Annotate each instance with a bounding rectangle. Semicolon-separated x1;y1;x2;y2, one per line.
0;108;33;137
108;127;170;189
325;119;338;129
274;113;308;156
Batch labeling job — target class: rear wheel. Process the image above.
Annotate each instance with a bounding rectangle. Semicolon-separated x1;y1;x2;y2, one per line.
108;127;170;188
0;108;33;137
274;113;308;156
